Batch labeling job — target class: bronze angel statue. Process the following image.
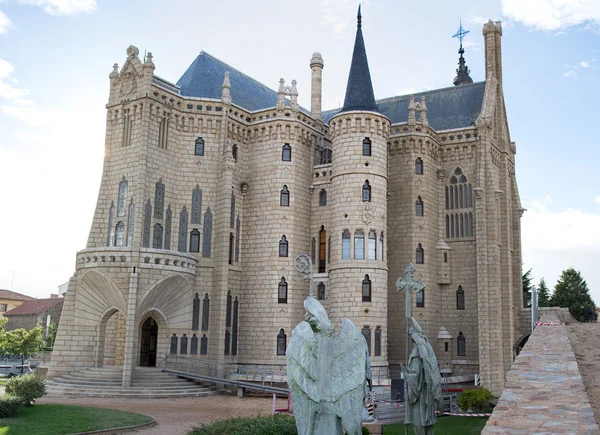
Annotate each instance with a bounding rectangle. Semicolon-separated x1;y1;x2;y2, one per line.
286;296;371;435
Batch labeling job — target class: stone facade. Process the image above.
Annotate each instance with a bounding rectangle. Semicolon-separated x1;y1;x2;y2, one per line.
48;18;527;395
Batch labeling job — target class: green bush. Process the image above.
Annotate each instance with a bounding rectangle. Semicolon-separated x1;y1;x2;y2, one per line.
363;426;370;434
0;395;23;418
189;414;297;435
456;388;493;413
5;374;46;406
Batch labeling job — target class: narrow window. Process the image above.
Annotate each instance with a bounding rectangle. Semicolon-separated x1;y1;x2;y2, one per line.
416;196;424;216
152;224;163;249
201;293;210;331
460;214;464;237
279;235;288;257
170;334;177;355
164;205;172;250
232;144;238;162
311;238;316;263
415;157;423;174
416;243;424;264
362;326;371;356
191;186;202;224
445;342;449;352
202;208;213;257
457;332;466;356
117;177;128;216
228;233;234;264
368;230;376;260
362;180;371;202
224;331;231;355
158;115;169;149
362;275;371;302
195;137;205;156
200;335;208;355
226;292;232;327
190;229;200;253
375;326;382;357
280;185;290;206
362;137;372;156
328;236;331;263
142;200;152;248
122;111;132;147
154;179;165;219
180;334;188;355
107;202;115;247
379;232;384;261
342;230;351;259
444;252;448;263
192;293;200;331
114;222;125;247
468;212;473;237
277;329;287;355
126;201;135;247
445;215;450;239
178;207;188;252
354;230;364;259
282;144;291;161
190;334;198;355
230;193;235;228
235;215;241;262
416;289;425;308
319;226;326;273
278;278;288;304
317;282;326;300
319;189;327;206
232;297;239;355
457;286;465;310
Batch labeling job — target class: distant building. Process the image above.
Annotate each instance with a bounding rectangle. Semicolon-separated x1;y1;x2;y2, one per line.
57;282;68;298
4;298;64;333
0;289;35;320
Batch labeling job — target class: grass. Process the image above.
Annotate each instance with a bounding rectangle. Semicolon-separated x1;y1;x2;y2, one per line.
384;416;488;435
189;414;297;435
0;404;154;435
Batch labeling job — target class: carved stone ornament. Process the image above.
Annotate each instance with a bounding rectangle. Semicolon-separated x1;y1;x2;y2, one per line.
437;168;445;179
361;204;373;225
474;187;484;199
240;182;249;196
119;71;138;97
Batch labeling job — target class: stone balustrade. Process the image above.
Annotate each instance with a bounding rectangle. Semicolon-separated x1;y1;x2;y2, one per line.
482;312;599;434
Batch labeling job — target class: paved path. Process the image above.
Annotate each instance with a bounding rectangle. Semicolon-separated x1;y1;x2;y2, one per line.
39;394;289;435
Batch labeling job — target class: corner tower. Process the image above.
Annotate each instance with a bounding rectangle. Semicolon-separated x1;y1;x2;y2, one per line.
327;6;390;367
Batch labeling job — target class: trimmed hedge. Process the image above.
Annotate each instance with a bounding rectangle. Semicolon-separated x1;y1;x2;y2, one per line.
457;388;493;413
5;374;46;406
0;395;23;418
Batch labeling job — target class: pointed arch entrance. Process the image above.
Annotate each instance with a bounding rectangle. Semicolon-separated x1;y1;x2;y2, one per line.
140;317;158;367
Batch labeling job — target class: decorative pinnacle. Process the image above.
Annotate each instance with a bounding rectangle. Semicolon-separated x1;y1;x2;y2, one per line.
357;4;362;28
109;63;119;79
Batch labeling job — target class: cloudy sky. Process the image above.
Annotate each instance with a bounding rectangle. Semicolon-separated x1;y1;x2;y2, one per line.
1;0;599;304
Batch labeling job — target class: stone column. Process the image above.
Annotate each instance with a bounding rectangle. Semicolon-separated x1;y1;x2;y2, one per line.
121;269;138;388
310;53;324;121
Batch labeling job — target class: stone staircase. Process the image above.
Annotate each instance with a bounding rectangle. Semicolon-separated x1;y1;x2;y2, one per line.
46;366;224;398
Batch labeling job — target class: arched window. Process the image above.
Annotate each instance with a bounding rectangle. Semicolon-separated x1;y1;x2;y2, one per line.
180;334;188;355
232;144;238;161
126;202;135;247
164;205;172;250
201;293;210;331
374;326;382;357
362;180;371;202
203;208;213;257
368;230;376;260
416;288;425;307
226;291;233;327
354;230;364;259
282;143;291;161
170;334;178;355
277;329;287;355
195;137;205;156
362;137;372;156
191;186;202;224
278;278;288;303
379;232;384;261
319;226;327;273
114;221;125;247
362;275;371;302
445;168;473;239
190;334;198;355
232;297;239;355
152;224;163;249
189;229;200;252
342;230;351;259
415;157;423;175
280;185;290;206
178;206;188;252
416;243;424;264
317;282;326;300
362;326;371;355
457;332;466;356
117;177;128;216
279;235;288;257
192;293;200;331
457;286;465;310
416;196;424;216
200;334;208;355
154;179;165;219
142;200;152;248
319;189;327;206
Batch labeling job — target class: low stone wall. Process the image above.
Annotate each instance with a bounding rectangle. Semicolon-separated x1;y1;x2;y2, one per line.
482;312;599;434
538;306;573;324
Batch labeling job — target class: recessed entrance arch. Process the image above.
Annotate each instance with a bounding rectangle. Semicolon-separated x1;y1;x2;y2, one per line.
140;317;158;367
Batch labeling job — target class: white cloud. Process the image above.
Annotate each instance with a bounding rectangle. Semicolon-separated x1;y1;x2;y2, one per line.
594;196;600;204
17;0;96;16
580;60;590;68
502;0;600;31
319;0;355;35
0;10;11;34
562;69;577;78
0;58;32;105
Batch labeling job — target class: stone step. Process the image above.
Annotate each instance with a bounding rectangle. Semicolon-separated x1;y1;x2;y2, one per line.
56;376;190;386
45;389;221;399
47;384;209;392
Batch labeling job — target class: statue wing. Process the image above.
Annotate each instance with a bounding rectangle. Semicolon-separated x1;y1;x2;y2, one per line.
287;321;320;435
332;318;369;435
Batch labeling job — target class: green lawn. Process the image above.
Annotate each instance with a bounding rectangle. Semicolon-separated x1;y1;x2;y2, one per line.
384;416;488;435
0;404;154;435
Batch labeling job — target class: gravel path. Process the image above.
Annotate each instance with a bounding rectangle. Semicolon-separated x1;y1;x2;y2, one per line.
39;393;289;435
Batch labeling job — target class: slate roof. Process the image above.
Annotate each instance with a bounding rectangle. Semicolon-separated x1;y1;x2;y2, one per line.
4;298;63;316
0;289;34;302
323;81;486;131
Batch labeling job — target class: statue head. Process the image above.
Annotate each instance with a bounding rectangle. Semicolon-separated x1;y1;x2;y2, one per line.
304;297;334;336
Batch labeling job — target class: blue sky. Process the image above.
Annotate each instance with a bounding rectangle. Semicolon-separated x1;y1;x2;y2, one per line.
1;0;599;303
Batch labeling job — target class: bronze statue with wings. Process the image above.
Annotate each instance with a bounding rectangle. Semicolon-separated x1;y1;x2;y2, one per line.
287;296;371;435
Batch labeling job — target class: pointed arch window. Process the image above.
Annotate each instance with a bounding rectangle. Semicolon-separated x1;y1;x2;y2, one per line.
202;208;213;257
374;326;382;357
232;297;239;355
379;232;384;261
362;326;371;356
415;157;423;174
362;180;371;202
192;293;200;331
201;293;210;331
170;334;178;355
142;200;152;248
319;189;327;206
368;230;377;260
164;205;172;250
178;207;188;252
278;278;288;304
317;282;326;300
362;275;371;302
152;224;163;249
342;230;351;259
279;235;288;257
354;230;364;259
200;334;208;355
190;229;200;253
416;243;424;264
457;286;465;310
126;202;135;247
154;179;165;219
195;137;205;156
416;196;424;216
180;334;188;355
191;186;202;224
362;137;372;156
319;226;327;273
107;202;115;247
416;288;425;308
445;168;473;239
280;185;290;207
457;332;466;356
191;334;198;355
277;329;287;355
282;143;291;161
117;177;128;216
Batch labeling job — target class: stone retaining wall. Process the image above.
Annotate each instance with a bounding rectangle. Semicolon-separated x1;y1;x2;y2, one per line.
482;312;599;434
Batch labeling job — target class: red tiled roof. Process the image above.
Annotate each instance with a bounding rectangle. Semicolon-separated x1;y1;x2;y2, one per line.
4;298;63;316
0;289;35;302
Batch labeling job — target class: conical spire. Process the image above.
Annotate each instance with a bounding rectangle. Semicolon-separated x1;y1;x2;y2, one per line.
340;5;378;113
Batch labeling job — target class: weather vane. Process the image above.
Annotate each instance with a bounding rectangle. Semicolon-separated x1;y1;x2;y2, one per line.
452;19;470;49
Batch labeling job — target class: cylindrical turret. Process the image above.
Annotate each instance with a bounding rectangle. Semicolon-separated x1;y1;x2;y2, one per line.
310;53;324;121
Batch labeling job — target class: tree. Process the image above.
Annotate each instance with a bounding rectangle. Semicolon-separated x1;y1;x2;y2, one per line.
0;327;44;371
522;269;533;308
537;278;551;307
550;268;595;322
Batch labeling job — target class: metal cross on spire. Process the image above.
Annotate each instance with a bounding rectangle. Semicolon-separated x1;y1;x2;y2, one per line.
452;19;470;49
